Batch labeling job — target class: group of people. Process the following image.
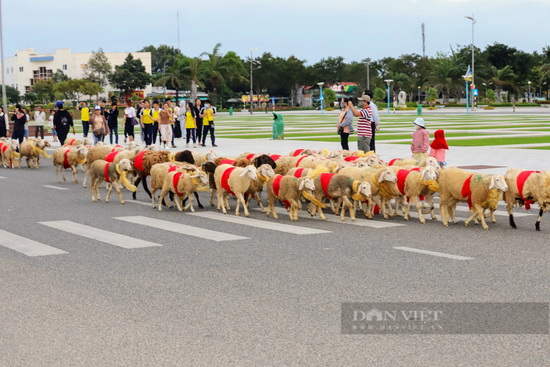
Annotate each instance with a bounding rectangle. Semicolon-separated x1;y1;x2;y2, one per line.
0;105;50;143
336;88;448;168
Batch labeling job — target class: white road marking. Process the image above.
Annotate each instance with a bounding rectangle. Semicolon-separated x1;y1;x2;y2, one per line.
256;207;405;229
39;221;162;249
43;185;69;190
0;229;68;257
193;211;332;235
394;246;474;260
431;203;530;217
114;216;249;242
127;200;151;206
0;176;6;179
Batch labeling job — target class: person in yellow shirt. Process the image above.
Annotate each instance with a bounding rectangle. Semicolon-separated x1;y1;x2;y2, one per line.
78;101;90;138
140;100;154;146
152;100;161;146
199;99;217;147
184;101;197;148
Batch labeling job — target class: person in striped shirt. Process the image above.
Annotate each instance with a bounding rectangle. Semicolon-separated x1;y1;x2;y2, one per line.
348;95;373;153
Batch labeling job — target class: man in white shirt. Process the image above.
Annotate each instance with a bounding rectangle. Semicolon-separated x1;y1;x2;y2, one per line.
34;106;46;139
364;89;380;152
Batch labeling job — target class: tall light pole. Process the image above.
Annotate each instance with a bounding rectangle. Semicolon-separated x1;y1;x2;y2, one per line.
463;75;470;114
384;79;393;115
528;81;531;103
364;61;371;90
248;48;259;115
317;82;325;115
0;0;7;119
465;15;476;110
417;86;421;104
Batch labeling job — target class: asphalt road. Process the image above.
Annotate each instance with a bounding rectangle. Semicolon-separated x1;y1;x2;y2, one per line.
0;155;548;366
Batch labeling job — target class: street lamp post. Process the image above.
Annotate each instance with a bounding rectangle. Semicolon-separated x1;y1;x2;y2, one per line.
0;0;7;118
417;86;421;104
364;61;371;90
248;48;260;115
528;81;531;103
465;15;476;111
317;82;325;115
384;79;393;115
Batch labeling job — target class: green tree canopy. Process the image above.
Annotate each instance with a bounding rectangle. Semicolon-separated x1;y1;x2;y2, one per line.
84;48;112;88
109;54;151;96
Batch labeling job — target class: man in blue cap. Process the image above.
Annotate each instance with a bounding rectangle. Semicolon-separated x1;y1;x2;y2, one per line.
53;101;75;145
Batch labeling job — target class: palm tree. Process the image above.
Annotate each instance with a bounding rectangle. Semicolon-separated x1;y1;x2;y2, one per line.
424;57;463;103
182;57;205;102
202;43;247;106
489;65;515;103
541;63;550;79
155;56;189;103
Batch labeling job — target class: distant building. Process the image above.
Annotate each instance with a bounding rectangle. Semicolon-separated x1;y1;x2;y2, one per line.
0;48;152;99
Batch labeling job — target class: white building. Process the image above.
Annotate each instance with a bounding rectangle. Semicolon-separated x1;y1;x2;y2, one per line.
0;48;152;99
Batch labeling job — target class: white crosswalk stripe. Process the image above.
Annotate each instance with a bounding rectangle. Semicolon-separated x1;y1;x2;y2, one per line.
255;207;405;228
193;211;332;234
114;216;249;242
39;221;163;249
43;185;69;190
430;202;530;217
394;246;474;260
0;229;68;256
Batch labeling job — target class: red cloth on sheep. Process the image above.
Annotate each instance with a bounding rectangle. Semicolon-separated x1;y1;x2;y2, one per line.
168;165;178;173
105;151;120;163
63;149;71;169
221;167;236;196
461;174;474;209
388;158;399;166
430;130;449;150
173;172;184;196
295;156;308;167
111;145;123;152
270;154;281;161
396;169;410;196
272;175;290;209
293;168;304;178
319;173;335;200
292;149;305;157
134;151;146;172
67;138;76;146
104;164;111;183
246;154;255;161
220;159;235;165
345;156;359;162
517;170;540;210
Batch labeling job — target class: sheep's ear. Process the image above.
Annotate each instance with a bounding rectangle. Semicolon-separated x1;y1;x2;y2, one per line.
239;169;248;177
488;176;495;190
420;169;427;181
378;172;386;183
299;179;305;191
190;174;199;178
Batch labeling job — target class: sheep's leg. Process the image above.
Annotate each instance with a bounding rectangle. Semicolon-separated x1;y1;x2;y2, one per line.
132;176;142;200
422;194;437;220
175;194;184;212
142;177;152;199
239;193;250;217
490;209;497;223
187;194;196;213
334;198;343;215
254;192;266;213
105;182;113;203
412;196;425;224
90;178;96;202
535;208;543;231
158;189;168;212
113;182;125;205
380;198;388;219
193;192;204;209
387;198;394;218
71;166;78;184
439;199;449;226
26;157;33;169
364;199;373;219
404;199;413;221
224;195;231;211
83;169;90;188
55;165;61;183
343;196;354;222
329;198;337;213
290;200;300;221
210;189;216;206
475;204;489;230
506;200;517;229
61;166;67;182
95;179;102;201
151;188;157;208
450;201;459;224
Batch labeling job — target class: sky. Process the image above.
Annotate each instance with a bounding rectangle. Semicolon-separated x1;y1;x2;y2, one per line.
2;0;549;64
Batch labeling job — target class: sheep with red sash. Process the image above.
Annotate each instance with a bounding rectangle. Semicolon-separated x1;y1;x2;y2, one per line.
214;164;258;216
83;144;125;188
439;167;508;230
266;175;317;221
19;138;52;169
53;144;88;184
0;140;20;169
158;167;210;212
132;150;175;201
89;158;136;204
149;162;198;208
63;137;92;147
394;166;439;224
504;168;550;231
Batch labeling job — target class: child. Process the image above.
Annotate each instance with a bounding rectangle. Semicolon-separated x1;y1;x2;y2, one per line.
410;117;429;161
184;101;197;148
429;129;449;169
48;109;58;142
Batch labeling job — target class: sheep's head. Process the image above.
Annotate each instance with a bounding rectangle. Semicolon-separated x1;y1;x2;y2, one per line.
327;150;342;160
355;159;369;169
258;164;275;178
82;137;93;146
147;145;158;151
239;165;258;181
330;160;350;173
379;168;397;183
118;158;133;172
205;150;217;162
76;145;88;157
303;149;316;156
195;170;209;185
10;140;18;149
34;139;45;149
43;140;51;148
96;141;104;146
358;181;372;198
299;177;315;192
127;141;137;150
425;157;438;169
421;166;438;182
201;161;217;174
366;155;382;166
489;174;508;192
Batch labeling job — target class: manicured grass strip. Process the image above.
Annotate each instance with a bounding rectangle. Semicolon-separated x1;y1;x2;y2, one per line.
394;136;550;146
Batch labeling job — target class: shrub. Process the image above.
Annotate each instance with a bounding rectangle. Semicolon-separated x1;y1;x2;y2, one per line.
484;106;495;110
427;106;438;110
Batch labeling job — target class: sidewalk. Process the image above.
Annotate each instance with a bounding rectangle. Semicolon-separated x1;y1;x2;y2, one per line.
46;133;545;176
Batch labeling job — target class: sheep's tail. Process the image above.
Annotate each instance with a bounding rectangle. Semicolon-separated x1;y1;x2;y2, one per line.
307;164;329;179
302;191;326;209
120;172;137;192
41;148;52;159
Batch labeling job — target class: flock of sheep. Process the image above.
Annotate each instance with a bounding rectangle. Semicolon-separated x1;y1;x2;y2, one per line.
1;137;549;231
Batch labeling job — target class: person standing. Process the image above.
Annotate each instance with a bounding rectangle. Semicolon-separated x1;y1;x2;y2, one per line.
159;102;173;149
10;105;27;144
108;102;119;144
173;102;181;139
194;98;204;144
363;89;380;152
185;101;197;148
0;106;7;138
199;100;217;147
348;96;372;153
34;106;46;139
151;100;161;145
78;101;90;138
177;100;186;142
137;100;145;143
337;98;354;150
140;100;154;146
124;100;136;143
53;101;75;145
411;118;430;161
48;109;58;142
22;108;30;141
91;105;109;145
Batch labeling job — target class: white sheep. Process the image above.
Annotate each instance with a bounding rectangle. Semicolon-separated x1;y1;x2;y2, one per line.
150;162;198;208
53;145;88;184
244;163;276;213
214;164;258;216
158;168;209;212
395;166;439;223
1;140;20;169
89;158;137;204
266;175;316;221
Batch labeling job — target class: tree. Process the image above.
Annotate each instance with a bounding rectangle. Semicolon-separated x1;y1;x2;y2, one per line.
183;57;206;103
424;55;463;103
22;93;38;104
202;43;247;106
155;55;190;104
485;89;497;106
323;87;337;108
31;80;55;103
373;87;385;102
52;69;70;83
79;81;103;101
139;45;180;75
489;65;515;103
426;87;438;105
4;85;21;104
109;54;151;97
84;48;112;88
